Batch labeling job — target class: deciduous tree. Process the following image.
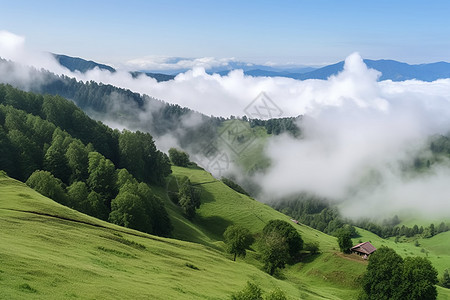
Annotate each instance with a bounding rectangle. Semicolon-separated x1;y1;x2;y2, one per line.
26;170;67;205
223;225;253;261
261;232;289;276
336;230;353;254
262;219;303;259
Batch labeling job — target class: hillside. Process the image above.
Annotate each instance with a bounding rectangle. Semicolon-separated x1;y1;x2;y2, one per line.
158;166;370;299
1;168;370;299
0;172;297;299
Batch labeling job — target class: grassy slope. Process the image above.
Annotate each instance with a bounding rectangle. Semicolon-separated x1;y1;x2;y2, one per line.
2;166;447;299
0;173;303;299
1;168;367;300
166;166;367;299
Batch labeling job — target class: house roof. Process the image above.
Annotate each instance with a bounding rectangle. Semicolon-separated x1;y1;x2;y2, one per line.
351;242;377;255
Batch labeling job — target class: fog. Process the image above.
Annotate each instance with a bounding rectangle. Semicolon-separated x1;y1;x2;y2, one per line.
2;30;450;219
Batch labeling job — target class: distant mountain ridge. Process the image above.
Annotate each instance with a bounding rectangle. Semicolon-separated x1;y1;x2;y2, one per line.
53;54;116;73
53;54;175;82
293;59;450;82
54;54;450;82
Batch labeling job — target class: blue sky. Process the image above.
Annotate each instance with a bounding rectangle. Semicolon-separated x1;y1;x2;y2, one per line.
1;0;450;65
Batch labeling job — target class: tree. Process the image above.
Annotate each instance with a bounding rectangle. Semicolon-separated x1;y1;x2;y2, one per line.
361;247;404;300
231;282;263;300
0;125;16;177
223;225;253;261
118;130;145;180
429;223;435;237
136;182;172;236
262;220;303;259
178;178;201;219
336;230;353;254
44;133;71;184
437;222;448;234
441;269;450;289
412;224;419;235
66;181;89;210
26;170;67;205
261;232;289;275
168;147;190;167
87;151;117;204
397;257;438;300
116;168;137;190
109;190;152;233
7;129;41;180
361;247;438;300
65;139;89;182
84;191;109;220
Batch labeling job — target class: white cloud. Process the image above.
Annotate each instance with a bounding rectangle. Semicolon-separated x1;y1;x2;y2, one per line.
2;30;450;219
125;55;238;71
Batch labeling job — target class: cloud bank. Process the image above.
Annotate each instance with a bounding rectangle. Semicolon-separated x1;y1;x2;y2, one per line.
125;56;239;72
2;30;450;219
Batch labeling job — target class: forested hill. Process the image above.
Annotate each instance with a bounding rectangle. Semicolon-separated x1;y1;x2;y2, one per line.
0;83;173;236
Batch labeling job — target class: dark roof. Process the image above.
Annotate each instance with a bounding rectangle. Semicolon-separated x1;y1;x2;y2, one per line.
351;242;377;255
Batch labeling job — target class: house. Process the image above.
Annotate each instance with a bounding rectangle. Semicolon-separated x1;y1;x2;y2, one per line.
351;242;376;259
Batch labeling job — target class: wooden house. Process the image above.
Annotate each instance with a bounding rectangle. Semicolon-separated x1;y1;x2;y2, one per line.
351;242;376;259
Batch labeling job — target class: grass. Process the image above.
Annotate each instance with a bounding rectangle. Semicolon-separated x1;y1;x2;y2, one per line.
161;166;368;298
0;174;301;299
1;169;449;299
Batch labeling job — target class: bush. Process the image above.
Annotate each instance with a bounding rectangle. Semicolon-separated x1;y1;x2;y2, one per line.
440;269;450;288
265;288;287;300
231;282;263;300
304;241;320;254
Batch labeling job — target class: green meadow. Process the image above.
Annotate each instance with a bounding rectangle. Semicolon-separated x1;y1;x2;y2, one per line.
1;167;449;299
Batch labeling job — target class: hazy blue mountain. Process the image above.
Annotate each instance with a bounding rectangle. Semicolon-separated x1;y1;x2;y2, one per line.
139;61;317;76
53;54;116;73
294;59;450;81
130;71;175;81
53;53;450;82
54;54;175;82
137;60;450;82
216;67;317;77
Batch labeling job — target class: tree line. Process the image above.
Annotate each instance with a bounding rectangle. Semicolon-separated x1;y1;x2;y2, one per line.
272;195;449;240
